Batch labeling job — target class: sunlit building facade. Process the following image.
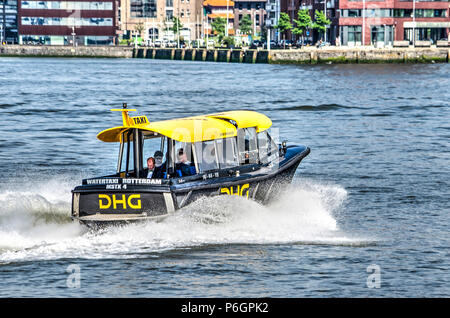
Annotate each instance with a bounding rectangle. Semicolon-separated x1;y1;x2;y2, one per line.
233;0;267;37
281;0;450;46
0;0;19;44
203;0;235;36
18;0;117;45
119;0;203;43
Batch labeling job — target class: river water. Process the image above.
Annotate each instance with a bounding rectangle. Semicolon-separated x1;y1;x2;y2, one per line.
0;58;448;297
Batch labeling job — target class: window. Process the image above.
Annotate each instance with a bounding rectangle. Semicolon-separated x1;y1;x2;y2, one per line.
257;131;279;164
348;25;362;44
348;9;360;17
118;130;135;177
237;128;258;165
130;0;157;18
216;137;238;169
194;141;219;172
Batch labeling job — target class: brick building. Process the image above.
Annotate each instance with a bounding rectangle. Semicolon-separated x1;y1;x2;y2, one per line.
119;0;203;43
18;0;117;45
233;0;266;37
281;0;450;46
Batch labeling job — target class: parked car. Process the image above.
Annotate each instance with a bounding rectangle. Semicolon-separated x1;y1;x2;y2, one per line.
154;40;162;47
279;39;293;48
252;40;262;47
295;38;313;47
262;40;277;49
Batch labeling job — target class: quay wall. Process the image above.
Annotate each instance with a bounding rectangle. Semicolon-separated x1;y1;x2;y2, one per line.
134;47;450;64
0;45;133;58
1;45;449;64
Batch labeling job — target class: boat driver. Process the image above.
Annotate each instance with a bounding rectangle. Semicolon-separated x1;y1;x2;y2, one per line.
176;148;192;176
151;150;165;179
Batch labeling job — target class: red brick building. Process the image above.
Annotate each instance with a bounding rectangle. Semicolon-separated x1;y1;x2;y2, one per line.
339;0;449;46
281;0;450;46
18;0;117;45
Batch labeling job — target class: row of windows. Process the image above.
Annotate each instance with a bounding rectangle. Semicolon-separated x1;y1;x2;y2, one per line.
341;9;447;18
124;128;279;179
130;0;157;18
237;3;265;10
168;129;278;175
21;1;113;11
21;17;113;26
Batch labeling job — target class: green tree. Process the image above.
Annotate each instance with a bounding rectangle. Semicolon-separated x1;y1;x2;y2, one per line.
211;17;226;42
239;15;253;36
312;10;331;41
134;22;145;37
292;9;312;47
222;36;235;48
133;22;145;47
275;12;292;49
171;16;183;39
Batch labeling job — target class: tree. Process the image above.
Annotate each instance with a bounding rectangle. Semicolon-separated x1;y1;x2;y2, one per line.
275;12;292;49
312;10;331;41
171;16;183;36
239;15;253;36
222;36;235;48
134;22;145;47
171;16;183;46
135;22;145;37
292;9;312;47
211;17;226;42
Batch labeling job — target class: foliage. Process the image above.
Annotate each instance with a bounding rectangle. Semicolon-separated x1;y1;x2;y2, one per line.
275;12;292;34
222;36;235;47
292;9;312;37
312;10;331;37
239;15;253;35
171;16;183;35
211;17;227;41
134;22;145;36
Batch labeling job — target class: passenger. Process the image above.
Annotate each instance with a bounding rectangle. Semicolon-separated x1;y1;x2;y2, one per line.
175;148;192;176
152;150;165;179
146;157;155;179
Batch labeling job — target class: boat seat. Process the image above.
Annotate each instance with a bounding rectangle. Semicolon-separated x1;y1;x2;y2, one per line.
175;166;197;177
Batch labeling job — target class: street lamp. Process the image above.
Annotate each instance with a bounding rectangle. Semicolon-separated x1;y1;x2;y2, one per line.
226;0;229;37
71;26;76;47
177;0;180;48
324;0;327;43
412;0;416;46
319;0;329;42
362;0;366;46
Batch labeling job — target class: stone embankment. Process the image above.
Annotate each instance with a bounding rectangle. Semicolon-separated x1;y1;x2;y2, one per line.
0;45;133;58
1;45;449;64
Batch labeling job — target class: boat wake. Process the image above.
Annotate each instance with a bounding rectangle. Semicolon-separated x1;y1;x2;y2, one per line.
0;177;370;263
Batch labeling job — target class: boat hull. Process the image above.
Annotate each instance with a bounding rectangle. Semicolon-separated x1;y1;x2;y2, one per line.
72;146;310;228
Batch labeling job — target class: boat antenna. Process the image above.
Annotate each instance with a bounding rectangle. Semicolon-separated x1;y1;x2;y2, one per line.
110;103;136;126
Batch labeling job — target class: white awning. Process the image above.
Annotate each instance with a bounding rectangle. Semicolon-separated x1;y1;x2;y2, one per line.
404;21;450;28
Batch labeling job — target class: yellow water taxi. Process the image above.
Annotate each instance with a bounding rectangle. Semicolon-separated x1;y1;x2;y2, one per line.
71;104;310;227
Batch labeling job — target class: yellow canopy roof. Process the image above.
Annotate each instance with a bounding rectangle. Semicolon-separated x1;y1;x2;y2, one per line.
97;110;272;143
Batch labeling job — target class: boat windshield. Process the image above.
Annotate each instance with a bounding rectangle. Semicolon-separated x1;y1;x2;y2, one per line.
116;129;167;179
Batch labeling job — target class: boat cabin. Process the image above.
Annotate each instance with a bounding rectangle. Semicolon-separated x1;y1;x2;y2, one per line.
97;107;280;181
